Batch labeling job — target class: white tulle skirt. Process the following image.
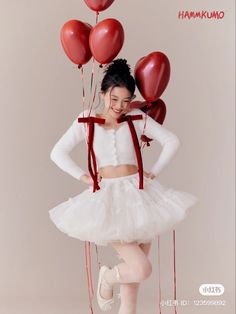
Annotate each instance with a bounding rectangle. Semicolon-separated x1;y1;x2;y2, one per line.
48;172;198;246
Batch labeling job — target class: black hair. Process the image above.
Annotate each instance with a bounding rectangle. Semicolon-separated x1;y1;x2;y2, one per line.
100;58;135;96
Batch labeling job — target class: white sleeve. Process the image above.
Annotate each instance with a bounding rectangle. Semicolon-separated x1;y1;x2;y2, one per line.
50;110;89;181
132;108;181;176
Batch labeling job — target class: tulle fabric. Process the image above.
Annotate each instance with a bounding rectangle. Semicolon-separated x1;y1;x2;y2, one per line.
48;173;198;246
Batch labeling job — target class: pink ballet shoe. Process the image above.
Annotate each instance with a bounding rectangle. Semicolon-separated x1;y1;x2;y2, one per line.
97;265;114;311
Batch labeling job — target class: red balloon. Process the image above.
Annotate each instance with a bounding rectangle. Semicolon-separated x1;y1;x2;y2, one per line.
140;99;167;145
89;18;124;64
141;99;166;124
129;100;146;109
60;20;92;65
134;52;171;102
84;0;115;12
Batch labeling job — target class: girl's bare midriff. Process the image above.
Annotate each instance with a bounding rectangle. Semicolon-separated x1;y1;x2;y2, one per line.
98;164;138;178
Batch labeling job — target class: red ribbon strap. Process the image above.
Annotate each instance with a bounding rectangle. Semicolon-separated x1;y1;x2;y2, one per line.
117;114;144;189
77;116;105;193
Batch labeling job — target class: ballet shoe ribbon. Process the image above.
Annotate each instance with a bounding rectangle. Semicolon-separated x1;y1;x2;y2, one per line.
117;114;144;189
77;116;105;193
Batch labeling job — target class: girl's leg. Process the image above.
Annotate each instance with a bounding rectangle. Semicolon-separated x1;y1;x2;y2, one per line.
117;242;152;314
105;241;152;284
99;241;152;312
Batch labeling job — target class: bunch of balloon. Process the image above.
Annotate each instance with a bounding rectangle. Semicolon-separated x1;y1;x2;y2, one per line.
133;51;170;147
60;0;124;116
60;1;120;67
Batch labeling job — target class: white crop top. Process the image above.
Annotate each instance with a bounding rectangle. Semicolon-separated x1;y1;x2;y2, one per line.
50;107;180;181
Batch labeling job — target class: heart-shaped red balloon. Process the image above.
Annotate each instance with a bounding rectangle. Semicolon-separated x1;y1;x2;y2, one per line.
141;99;166;124
84;0;115;12
129;100;146;110
60;20;92;66
134;52;171;102
89;18;124;64
140;99;167;145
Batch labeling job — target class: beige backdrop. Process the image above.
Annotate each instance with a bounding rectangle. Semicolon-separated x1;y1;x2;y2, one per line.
0;0;235;313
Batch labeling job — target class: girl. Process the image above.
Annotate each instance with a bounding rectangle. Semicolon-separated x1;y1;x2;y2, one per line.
49;58;198;313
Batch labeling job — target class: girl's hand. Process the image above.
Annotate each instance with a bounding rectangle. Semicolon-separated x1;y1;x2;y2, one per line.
97;173;102;182
143;170;156;180
80;173;103;185
80;174;94;185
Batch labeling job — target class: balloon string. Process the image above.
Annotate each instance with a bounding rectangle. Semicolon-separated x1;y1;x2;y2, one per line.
173;230;178;314
143;110;148;136
80;66;86;113
84;241;94;313
79;66;89;142
91;65;102;108
96;11;99;24
87;11;99;115
140;141;147;153
89;62;102;113
95;244;101;270
157;235;162;314
140;111;148;154
86;242;94;313
88;57;102;115
80;13;100;313
88;241;95;296
88;8;102;115
88;58;95;113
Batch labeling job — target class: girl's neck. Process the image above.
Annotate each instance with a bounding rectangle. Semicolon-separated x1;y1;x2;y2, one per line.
96;110;126;127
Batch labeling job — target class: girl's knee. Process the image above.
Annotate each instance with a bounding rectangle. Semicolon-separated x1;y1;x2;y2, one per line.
141;261;152;281
133;260;152;282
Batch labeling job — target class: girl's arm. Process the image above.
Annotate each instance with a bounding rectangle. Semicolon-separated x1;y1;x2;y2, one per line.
131;108;181;177
50;110;89;181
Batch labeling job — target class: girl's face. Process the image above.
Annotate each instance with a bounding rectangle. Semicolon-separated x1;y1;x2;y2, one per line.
101;86;135;118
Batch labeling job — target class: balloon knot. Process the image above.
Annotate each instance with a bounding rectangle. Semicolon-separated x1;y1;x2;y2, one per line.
99;64;103;68
78;64;82;69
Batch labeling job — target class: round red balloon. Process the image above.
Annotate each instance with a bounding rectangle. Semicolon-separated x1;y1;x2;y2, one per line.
89;18;124;64
84;0;115;12
134;52;171;102
60;20;92;65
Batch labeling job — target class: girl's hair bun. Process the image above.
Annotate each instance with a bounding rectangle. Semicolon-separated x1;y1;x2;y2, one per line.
100;58;135;95
103;58;131;77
